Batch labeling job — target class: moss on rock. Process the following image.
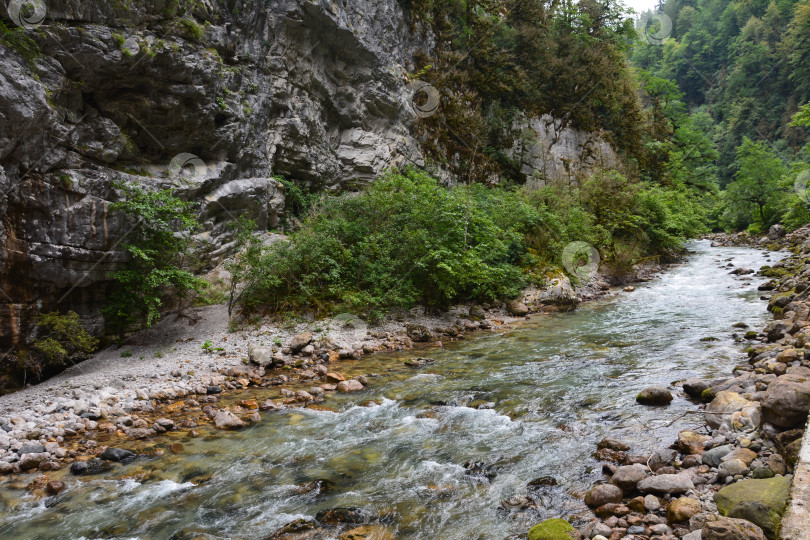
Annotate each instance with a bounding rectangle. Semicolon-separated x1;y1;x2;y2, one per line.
528;518;577;540
714;476;792;539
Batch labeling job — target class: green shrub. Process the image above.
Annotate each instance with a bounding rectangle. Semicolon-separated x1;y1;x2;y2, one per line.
25;312;98;381
178;18;204;41
232;167;708;319
237;168;540;319
104;183;205;336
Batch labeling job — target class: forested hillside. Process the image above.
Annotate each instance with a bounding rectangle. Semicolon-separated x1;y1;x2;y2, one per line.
633;0;810;231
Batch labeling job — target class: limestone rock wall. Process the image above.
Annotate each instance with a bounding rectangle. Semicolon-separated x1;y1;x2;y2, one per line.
0;0;430;347
0;0;617;348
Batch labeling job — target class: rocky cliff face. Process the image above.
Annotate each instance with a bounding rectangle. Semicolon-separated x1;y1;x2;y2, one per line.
0;0;616;349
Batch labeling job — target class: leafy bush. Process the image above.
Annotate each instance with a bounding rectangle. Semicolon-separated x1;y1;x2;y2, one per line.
233;167;707;318
104;183;205;336
237;168;540;319
24;312;98;381
178;18;204;41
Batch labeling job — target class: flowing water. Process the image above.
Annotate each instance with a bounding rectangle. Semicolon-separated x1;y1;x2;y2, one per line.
0;241;782;539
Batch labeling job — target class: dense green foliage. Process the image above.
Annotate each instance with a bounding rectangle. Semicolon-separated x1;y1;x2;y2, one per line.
104;183;205;335
233;168;703;319
402;0;646;180
633;0;810;232
26;312;98;381
237;169;538;319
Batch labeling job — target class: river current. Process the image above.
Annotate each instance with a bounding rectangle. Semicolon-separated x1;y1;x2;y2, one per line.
0;240;781;539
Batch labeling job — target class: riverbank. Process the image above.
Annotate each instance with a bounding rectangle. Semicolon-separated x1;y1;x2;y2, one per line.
0;240;779;538
562;227;810;540
0;259;674;476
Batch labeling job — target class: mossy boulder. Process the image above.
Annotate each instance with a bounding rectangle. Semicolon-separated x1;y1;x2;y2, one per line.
636;386;673;406
714;476;792;539
528;518;578;540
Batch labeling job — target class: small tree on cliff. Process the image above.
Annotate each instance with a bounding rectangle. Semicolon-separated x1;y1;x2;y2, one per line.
104;183;204;337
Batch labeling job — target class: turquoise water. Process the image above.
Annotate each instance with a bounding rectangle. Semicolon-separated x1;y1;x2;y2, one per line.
0;241;779;539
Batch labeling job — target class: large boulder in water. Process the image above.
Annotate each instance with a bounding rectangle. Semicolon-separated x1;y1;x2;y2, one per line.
714;477;792;539
684;377;710;398
99;447;136;462
528;518;579;540
760;367;810;428
636;386;673;405
213;410;247;429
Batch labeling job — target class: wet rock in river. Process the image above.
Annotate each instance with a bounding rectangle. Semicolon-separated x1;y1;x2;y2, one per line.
404;357;435;368
99;447;136;462
315;507;369;525
636;386;673;405
463;460;499;482
499;495;538;513
405;323;432;342
684;377;710;398
70;457;106;476
45;480;66;495
527;476;558;487
339;525;395;540
597;437;630;451
267;519;320;539
326;372;346;383
213;410;248;429
592;447;628;464
337;380;364;393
